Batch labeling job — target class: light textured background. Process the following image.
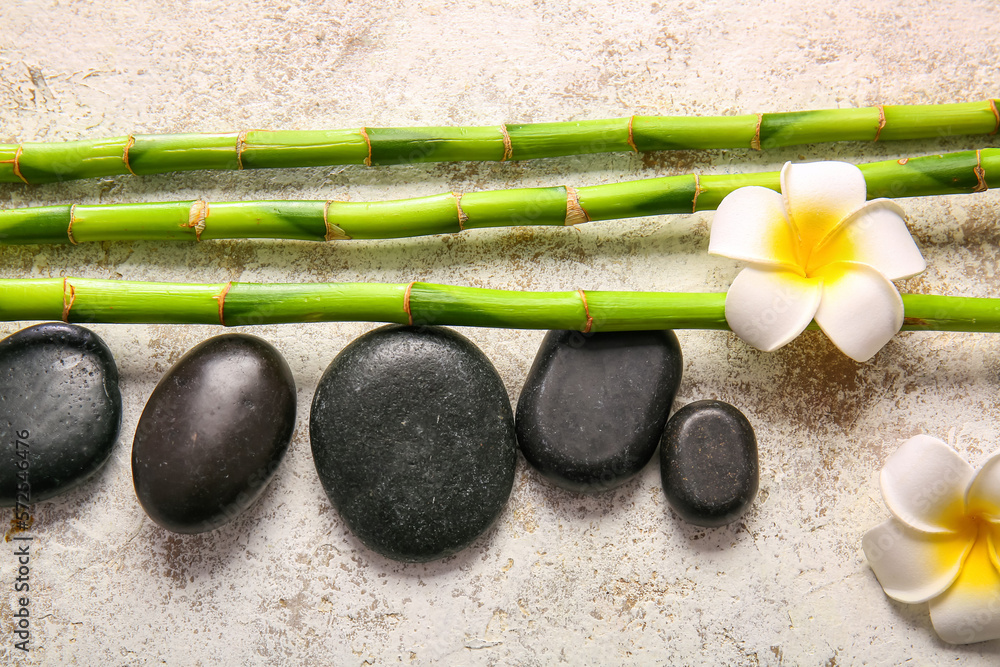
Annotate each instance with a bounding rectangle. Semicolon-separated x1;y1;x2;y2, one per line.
1;0;999;664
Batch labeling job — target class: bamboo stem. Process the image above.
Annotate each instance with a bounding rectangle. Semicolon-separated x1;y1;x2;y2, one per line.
2;101;998;184
1;278;998;334
0;149;995;246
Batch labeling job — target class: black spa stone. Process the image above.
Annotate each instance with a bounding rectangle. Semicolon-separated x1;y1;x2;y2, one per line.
310;325;517;563
132;334;296;534
515;330;683;492
0;323;122;506
659;400;758;527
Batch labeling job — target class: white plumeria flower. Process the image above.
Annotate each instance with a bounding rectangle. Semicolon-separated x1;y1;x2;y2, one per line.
863;435;1000;644
708;161;925;362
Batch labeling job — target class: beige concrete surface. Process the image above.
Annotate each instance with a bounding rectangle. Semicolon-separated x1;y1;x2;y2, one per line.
1;0;999;664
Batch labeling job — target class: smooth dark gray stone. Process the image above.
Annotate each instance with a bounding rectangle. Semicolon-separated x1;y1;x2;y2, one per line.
515;330;683;492
659;400;758;527
132;334;296;534
0;323;122;506
310;325;516;563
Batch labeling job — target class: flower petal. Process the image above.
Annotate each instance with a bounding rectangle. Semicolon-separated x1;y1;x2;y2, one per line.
709;186;800;271
723;267;821;352
928;525;1000;644
990;525;1000;574
808;199;926;280
879;434;975;533
966;450;1000;521
863;518;975;604
780;161;868;252
812;262;904;362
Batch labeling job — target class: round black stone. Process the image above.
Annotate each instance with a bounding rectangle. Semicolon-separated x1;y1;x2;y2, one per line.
515;330;683;492
659;400;758;527
0;323;122;506
132;334;296;534
310;325;516;563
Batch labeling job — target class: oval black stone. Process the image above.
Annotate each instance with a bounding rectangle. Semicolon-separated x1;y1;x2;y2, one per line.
0;323;122;506
132;334;296;534
310;325;516;563
515;330;683;492
659;400;758;527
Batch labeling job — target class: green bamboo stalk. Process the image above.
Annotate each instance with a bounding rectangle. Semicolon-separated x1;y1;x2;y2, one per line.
1;101;997;184
1;278;998;334
0;149;994;245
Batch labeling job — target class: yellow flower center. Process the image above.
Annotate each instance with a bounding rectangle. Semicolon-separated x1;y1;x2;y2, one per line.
955;517;998;590
759;210;859;280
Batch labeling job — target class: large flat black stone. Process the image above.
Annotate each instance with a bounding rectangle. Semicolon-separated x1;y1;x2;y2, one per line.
0;323;122;506
310;325;516;563
659;400;758;527
515;330;683;492
132;334;296;534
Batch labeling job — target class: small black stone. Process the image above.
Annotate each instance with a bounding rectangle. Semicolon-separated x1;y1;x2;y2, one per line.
659;400;758;527
515;330;683;492
0;323;122;506
310;325;516;563
132;334;296;534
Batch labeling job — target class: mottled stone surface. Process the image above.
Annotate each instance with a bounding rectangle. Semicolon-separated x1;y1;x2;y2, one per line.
0;322;121;506
132;334;296;533
660;400;758;527
2;0;1000;664
310;325;516;562
516;329;682;492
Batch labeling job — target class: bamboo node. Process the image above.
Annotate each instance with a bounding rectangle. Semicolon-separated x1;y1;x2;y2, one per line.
750;114;762;151
403;281;416;326
360;127;373;166
61;278;76;323
11;144;28;184
185;200;209;241
67;204;79;245
453;192;469;231
577;289;593;334
236;130;249;170
564;186;590;226
691;174;702;213
499;124;513;161
214;281;232;326
973;149;988;193
873;105;887;142
323;200;350;241
990;99;1000;135
122;135;137;175
626;115;638;153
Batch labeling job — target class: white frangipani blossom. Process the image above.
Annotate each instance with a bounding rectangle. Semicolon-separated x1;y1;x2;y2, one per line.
864;435;1000;644
708;161;925;362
